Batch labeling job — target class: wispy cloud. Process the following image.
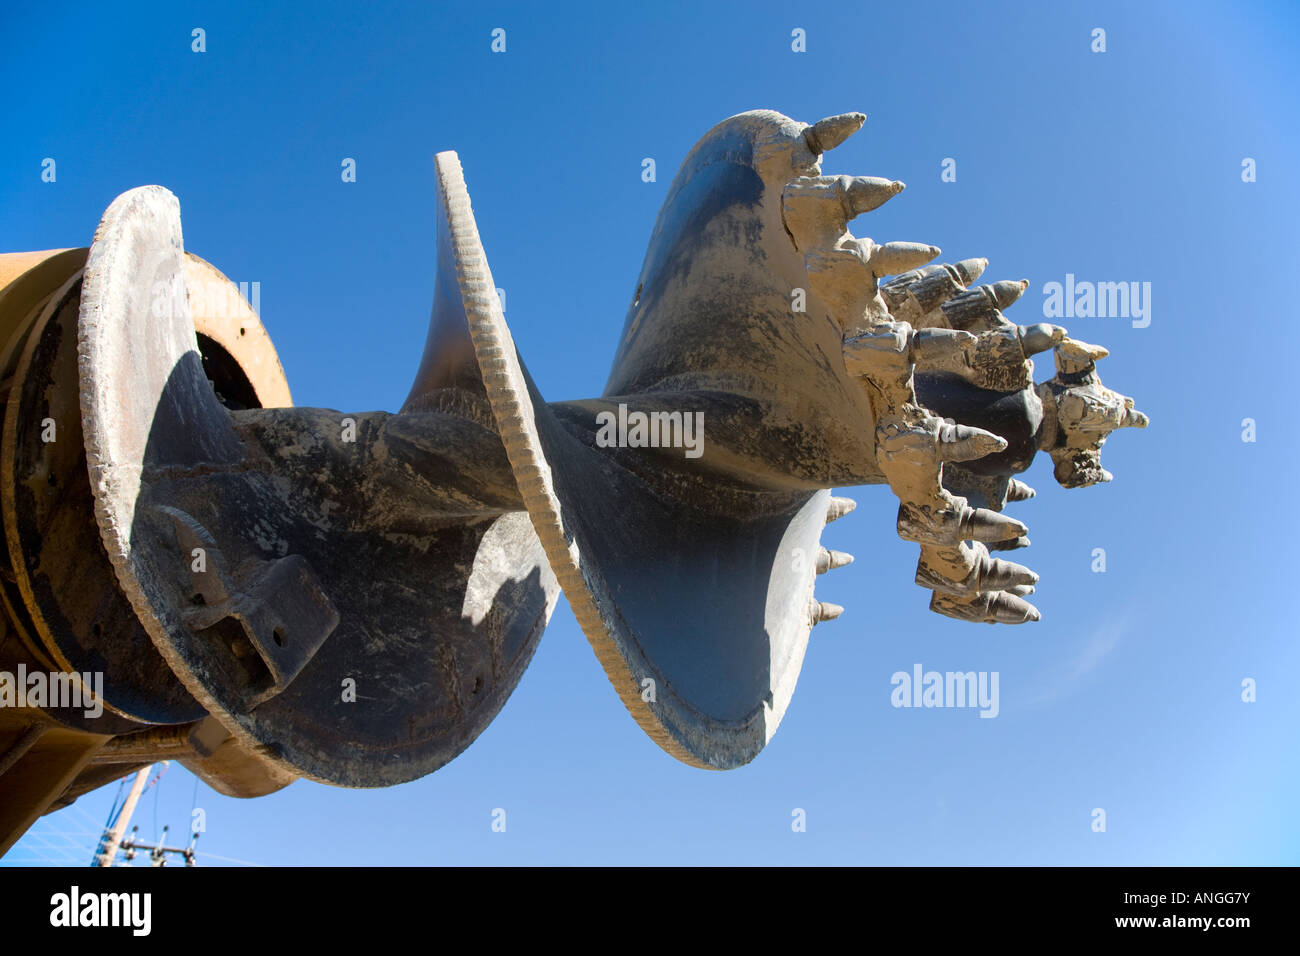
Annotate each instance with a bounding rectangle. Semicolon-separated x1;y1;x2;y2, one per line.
1022;607;1136;709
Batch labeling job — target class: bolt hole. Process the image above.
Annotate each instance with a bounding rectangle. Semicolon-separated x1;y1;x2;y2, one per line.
472;676;483;695
47;472;57;487
272;627;285;647
239;327;246;337
92;622;102;638
190;593;206;606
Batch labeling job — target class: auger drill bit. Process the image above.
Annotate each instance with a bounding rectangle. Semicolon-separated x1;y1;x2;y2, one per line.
0;109;1149;848
482;109;1148;763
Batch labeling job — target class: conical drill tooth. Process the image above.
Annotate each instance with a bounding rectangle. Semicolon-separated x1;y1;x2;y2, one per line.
816;548;855;574
1123;404;1150;429
803;112;866;154
905;269;967;314
881;268;923;291
910;327;977;372
940;285;1004;331
979;554;1039;591
1018;323;1068;356
962;507;1028;542
928;589;1038;624
1004;583;1036;597
826;496;857;523
952;257;988;286
990;591;1040;624
1006;479;1036;501
987;535;1031;552
990;279;1030;310
936;422;1008;463
1052;337;1111;376
882;264;949;290
868;242;941;277
843;177;905;218
810;600;845;624
1060;338;1110;362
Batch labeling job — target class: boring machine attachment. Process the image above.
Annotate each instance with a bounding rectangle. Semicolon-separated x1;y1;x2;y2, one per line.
0;109;1146;852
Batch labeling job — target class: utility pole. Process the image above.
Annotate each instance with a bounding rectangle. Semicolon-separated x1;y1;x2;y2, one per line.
121;824;200;867
92;765;152;867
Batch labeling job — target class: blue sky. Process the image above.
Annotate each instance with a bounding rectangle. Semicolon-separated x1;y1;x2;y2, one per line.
2;0;1297;865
